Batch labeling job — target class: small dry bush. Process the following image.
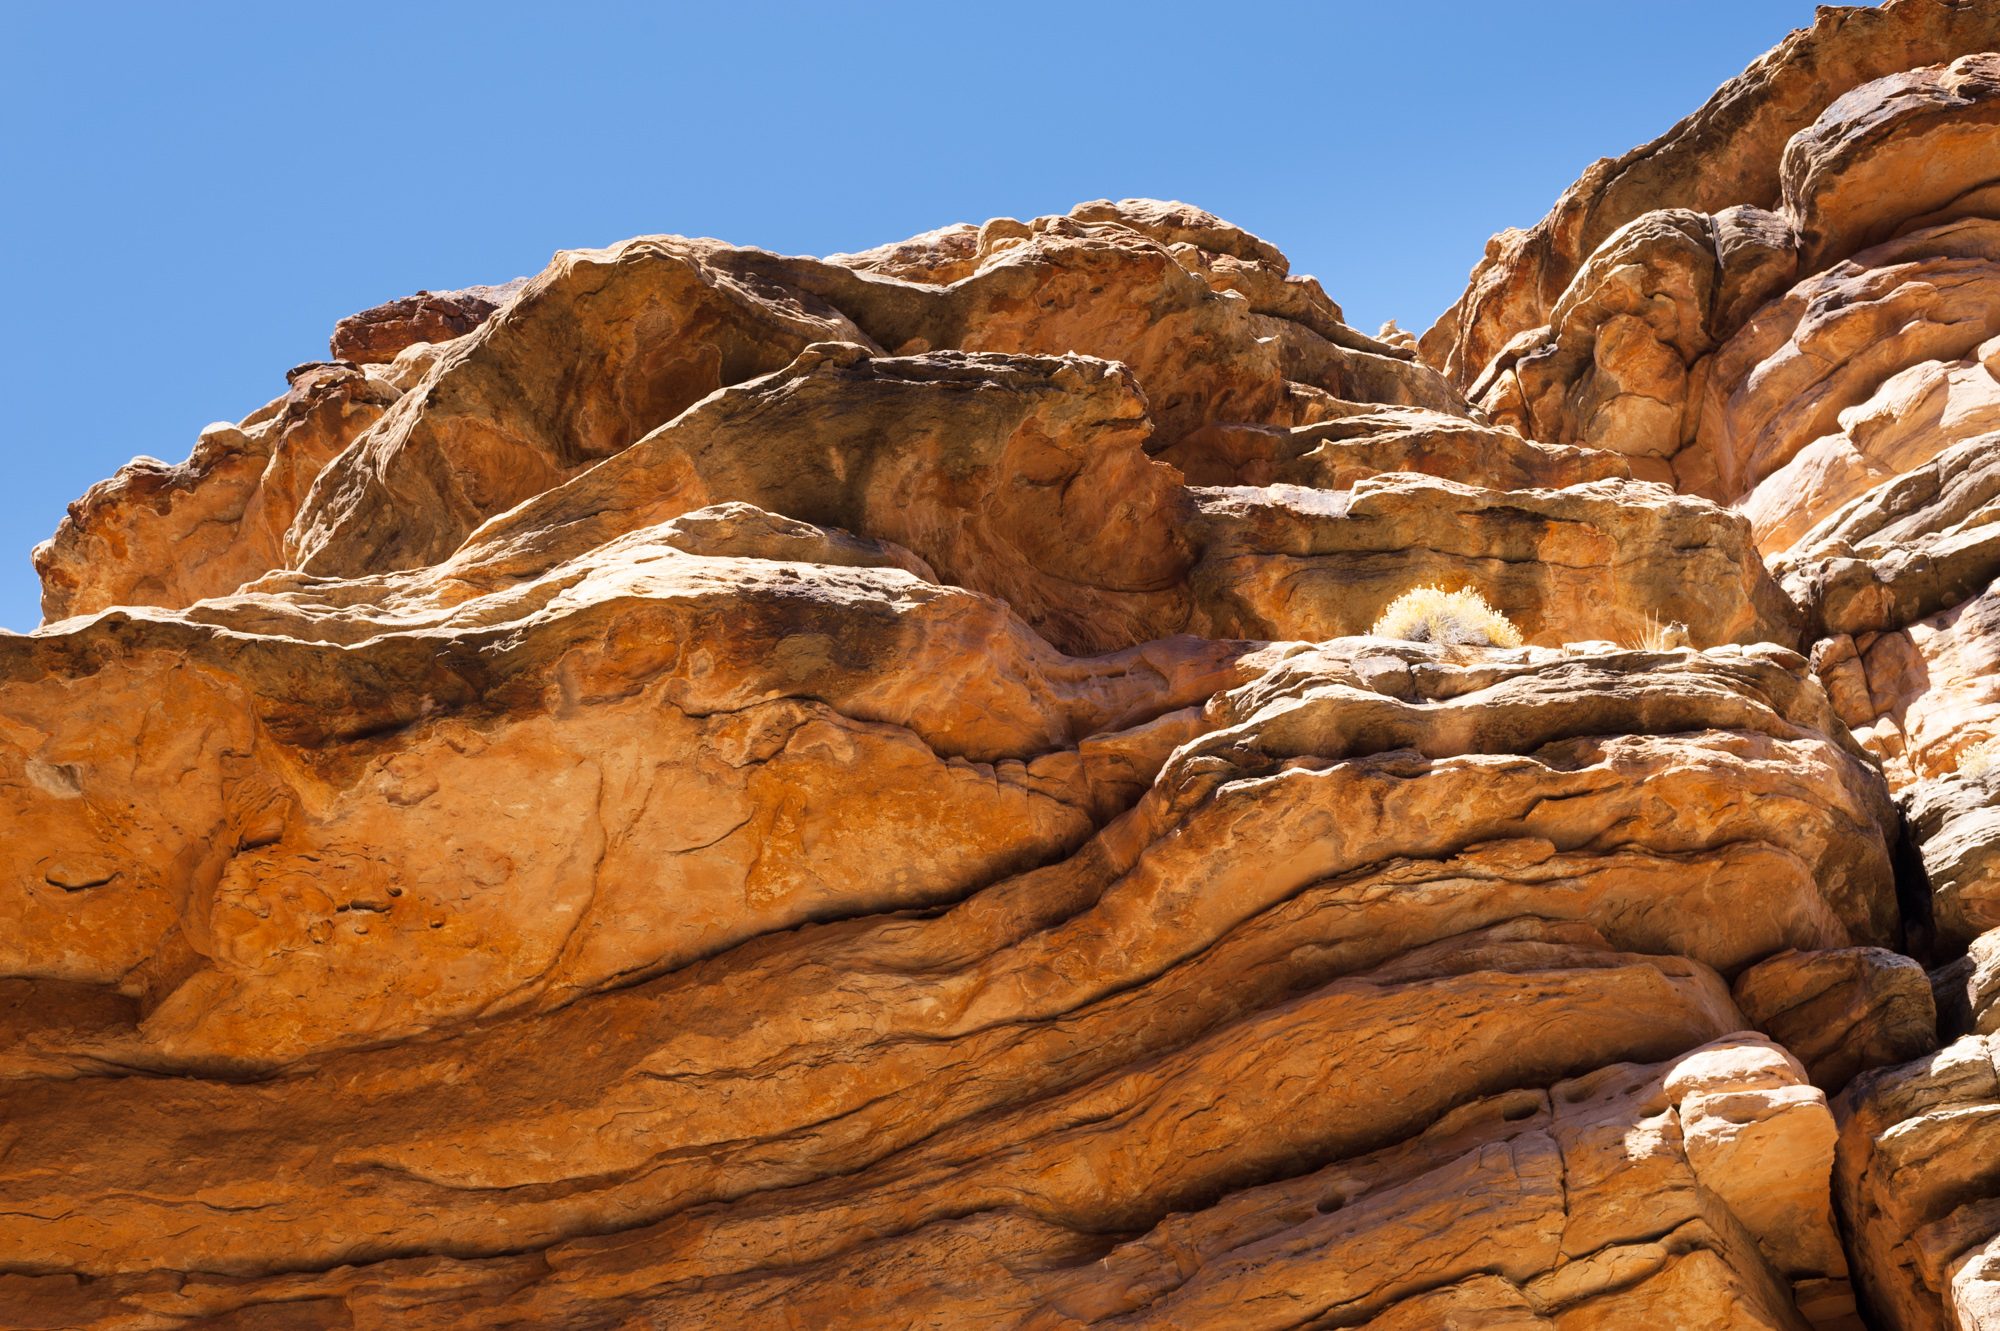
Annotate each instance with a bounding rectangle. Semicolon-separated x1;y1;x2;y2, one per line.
1960;736;2000;778
1634;614;1691;651
1371;585;1524;648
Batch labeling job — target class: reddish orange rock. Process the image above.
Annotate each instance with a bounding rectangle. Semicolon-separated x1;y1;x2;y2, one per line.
327;278;529;364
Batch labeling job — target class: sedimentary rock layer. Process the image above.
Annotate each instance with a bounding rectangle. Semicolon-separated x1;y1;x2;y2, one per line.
1426;7;2000;1324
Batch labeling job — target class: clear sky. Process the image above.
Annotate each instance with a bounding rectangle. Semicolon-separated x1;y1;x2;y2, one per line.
1;1;1824;631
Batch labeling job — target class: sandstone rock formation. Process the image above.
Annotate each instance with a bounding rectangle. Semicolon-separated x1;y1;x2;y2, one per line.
1404;3;2000;1322
328;279;531;366
14;3;2000;1326
1421;0;2000;388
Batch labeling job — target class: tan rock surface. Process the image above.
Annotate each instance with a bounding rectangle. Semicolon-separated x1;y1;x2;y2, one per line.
1740;338;2000;554
1689;221;2000;514
0;521;1897;1328
1473;206;1797;469
1447;47;2000;704
1157;406;1633;491
1;1029;1853;1329
1189;477;1800;649
1934;929;2000;1041
1783;53;2000;274
285;236;879;580
49;202;1465;620
1734;948;1938;1091
1835;1035;2000;1330
1425;40;2000;1322
32;363;401;621
1477;62;2000;1331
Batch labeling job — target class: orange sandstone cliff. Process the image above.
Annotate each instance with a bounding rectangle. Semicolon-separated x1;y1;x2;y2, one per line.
11;3;2000;1326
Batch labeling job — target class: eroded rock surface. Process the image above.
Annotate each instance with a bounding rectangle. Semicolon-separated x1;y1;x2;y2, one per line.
1437;12;2000;1329
17;9;2000;1327
1421;0;2000;388
328;279;531;365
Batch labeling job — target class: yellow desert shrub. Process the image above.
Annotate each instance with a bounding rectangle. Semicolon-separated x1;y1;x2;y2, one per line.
1960;736;2000;778
1371;585;1524;648
1634;613;1691;651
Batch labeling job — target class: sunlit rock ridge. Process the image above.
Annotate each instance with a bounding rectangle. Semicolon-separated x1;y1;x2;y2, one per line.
11;2;2000;1326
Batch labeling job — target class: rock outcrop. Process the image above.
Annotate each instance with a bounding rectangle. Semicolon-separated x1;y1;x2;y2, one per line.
15;4;2000;1327
1420;0;2000;388
1409;5;2000;1324
329;279;531;366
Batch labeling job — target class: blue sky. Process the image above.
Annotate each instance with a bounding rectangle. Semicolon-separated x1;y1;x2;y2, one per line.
1;2;1820;630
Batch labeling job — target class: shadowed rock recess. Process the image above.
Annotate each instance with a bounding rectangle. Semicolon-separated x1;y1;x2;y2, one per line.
12;9;2000;1331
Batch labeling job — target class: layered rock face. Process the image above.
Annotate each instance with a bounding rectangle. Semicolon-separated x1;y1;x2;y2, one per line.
1416;4;2000;1325
12;5;2000;1328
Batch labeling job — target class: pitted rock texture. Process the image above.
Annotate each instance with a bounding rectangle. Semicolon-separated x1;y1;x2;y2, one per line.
16;8;2000;1328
